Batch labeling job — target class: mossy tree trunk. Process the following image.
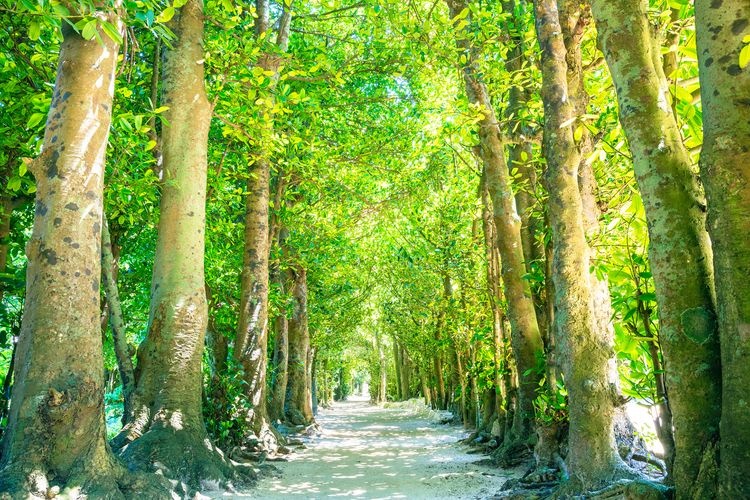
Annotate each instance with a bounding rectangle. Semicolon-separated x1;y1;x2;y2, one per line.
695;2;750;496
446;0;544;448
285;265;314;426
0;8;148;497
533;0;629;489
591;0;722;494
111;1;235;491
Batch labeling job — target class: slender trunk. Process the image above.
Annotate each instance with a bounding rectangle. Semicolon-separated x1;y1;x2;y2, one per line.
0;9;144;496
446;0;544;445
695;3;750;496
400;345;411;400
234;0;293;449
534;0;627;488
269;228;290;423
111;2;234;489
502;0;546;333
591;0;721;494
101;215;134;425
285;266;313;426
420;367;431;407
394;341;403;400
0;197;11;304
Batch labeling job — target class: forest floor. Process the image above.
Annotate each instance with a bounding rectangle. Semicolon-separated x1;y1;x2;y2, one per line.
216;396;521;499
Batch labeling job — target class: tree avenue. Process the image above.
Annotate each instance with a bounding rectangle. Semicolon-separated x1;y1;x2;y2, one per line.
0;0;748;498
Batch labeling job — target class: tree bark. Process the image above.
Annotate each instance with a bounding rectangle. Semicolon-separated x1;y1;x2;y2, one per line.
446;0;545;447
233;0;294;450
695;2;750;496
0;9;152;497
533;0;629;489
101;215;135;425
110;1;234;490
285;265;314;426
591;0;722;494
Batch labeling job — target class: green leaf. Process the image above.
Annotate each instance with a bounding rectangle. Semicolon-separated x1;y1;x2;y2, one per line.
174;0;188;7
145;140;157;151
156;6;176;23
29;21;40;41
7;177;21;192
26;113;45;129
153;106;170;114
100;20;123;45
739;43;750;69
81;20;98;41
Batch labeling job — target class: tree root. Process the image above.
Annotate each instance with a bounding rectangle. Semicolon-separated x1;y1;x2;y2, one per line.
118;427;251;497
0;455;173;500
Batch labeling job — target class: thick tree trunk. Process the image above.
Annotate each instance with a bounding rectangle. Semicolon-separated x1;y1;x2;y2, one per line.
446;0;544;447
101;215;135;425
111;1;234;491
0;10;154;497
591;0;722;495
533;0;629;489
285;266;314;426
695;3;750;496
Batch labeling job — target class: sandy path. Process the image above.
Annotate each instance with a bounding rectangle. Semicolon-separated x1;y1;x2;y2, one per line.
227;397;517;499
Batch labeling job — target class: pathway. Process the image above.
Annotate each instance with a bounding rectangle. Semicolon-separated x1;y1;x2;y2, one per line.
230;397;518;499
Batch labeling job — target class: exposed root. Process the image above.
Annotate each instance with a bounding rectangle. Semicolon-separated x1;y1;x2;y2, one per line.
0;455;173;500
118;427;250;497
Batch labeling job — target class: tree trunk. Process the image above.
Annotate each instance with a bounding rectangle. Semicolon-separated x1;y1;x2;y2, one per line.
0;10;150;497
695;3;750;496
233;0;293;450
101;215;135;425
446;0;544;447
533;0;629;489
591;0;722;494
269;228;291;423
394;341;403;401
0;197;11;304
111;1;234;490
285;266;313;426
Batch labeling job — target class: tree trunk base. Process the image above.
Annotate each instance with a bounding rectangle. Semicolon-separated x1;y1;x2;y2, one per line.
118;426;246;496
0;453;171;499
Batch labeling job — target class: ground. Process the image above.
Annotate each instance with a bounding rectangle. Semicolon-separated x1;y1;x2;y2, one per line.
215;396;521;499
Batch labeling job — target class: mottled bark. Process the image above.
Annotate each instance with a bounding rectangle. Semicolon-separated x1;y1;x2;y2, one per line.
111;1;235;490
101;215;134;425
695;2;750;497
0;10;149;497
534;0;628;488
446;0;544;446
591;0;721;495
285;266;313;426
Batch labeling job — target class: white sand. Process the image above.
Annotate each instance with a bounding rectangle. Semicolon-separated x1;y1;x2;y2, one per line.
221;397;519;499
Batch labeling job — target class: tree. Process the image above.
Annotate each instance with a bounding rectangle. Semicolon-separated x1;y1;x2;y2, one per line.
590;0;721;494
445;0;544;451
533;0;631;490
695;1;750;496
233;0;293;451
0;6;147;496
111;0;235;490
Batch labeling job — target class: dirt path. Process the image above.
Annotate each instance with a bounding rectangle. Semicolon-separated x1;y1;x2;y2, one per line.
230;397;518;499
